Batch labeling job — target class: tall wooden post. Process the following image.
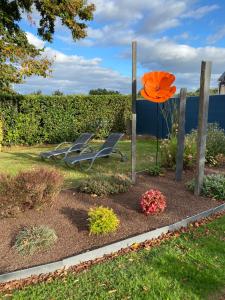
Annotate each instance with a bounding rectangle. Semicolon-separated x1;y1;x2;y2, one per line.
175;88;187;181
194;61;212;195
131;41;137;183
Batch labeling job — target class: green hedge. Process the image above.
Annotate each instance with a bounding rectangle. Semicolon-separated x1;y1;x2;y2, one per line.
0;94;131;145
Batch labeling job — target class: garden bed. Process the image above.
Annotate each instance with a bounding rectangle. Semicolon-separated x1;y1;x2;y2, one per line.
0;170;223;274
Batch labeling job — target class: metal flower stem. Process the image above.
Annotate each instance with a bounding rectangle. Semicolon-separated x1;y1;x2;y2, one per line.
156;102;159;165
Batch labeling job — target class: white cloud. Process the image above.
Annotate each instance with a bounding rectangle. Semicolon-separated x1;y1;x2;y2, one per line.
16;33;130;94
26;31;45;48
20;1;224;94
182;4;219;20
207;25;225;44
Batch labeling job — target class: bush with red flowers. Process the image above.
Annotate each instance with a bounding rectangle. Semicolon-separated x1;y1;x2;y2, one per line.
140;189;166;215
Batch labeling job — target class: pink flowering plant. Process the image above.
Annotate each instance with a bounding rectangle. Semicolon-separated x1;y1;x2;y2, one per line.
140;189;166;215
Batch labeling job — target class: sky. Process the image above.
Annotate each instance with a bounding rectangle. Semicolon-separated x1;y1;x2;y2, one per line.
15;0;225;95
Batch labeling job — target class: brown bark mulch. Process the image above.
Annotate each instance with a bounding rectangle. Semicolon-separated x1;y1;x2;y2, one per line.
1;211;224;294
0;170;223;276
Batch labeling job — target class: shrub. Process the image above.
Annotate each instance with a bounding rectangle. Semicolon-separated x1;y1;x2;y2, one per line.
77;174;132;196
0;94;131;145
206;123;225;159
88;206;120;235
215;154;225;166
185;123;225;166
0;118;3;151
0;168;63;217
148;165;162;176
161;133;196;169
14;226;58;256
140;189;167;215
186;174;225;200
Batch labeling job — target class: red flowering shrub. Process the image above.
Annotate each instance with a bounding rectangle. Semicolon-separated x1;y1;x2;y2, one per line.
140;189;166;215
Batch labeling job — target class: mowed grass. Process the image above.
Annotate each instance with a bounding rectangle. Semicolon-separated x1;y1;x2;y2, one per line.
2;215;225;300
0;139;158;188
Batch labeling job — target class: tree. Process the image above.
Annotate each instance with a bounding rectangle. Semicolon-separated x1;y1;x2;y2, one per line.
89;88;121;95
52;90;64;96
187;88;218;96
0;0;95;92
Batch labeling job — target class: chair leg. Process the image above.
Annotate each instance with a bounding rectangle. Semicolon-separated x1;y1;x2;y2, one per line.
116;149;127;162
79;158;95;171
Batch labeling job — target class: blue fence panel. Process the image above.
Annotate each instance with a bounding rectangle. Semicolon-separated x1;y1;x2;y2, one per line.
136;95;225;138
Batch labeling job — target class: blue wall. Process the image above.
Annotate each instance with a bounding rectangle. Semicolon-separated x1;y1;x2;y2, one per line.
136;95;225;138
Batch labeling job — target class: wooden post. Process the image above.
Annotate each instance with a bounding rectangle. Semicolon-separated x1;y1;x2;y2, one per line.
194;61;212;195
175;88;187;181
131;41;137;183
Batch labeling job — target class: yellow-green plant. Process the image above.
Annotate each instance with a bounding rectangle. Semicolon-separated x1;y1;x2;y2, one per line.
88;206;120;235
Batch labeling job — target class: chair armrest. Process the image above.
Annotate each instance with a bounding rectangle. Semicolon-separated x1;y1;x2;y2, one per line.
55;142;71;150
94;147;113;159
64;143;90;158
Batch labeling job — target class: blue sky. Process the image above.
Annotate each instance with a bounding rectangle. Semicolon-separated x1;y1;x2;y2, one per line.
16;0;225;94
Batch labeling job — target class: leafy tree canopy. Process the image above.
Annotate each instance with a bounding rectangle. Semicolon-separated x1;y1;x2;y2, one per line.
89;88;121;95
0;0;95;92
187;88;218;96
52;89;64;96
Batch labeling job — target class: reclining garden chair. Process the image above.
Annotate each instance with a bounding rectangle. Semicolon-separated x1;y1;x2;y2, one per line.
40;133;93;160
63;132;126;170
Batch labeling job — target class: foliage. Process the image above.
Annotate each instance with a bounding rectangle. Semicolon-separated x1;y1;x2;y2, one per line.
88;206;120;235
215;153;225;166
187;174;225;200
77;174;132;196
0;94;131;145
14;226;57;256
161;133;197;169
148;165;162;176
186;123;225;166
140;189;166;215
52;90;64;96
160;99;178;137
187;88;218;96
0;117;3;151
0;0;95;91
89;88;120;95
0;168;63;217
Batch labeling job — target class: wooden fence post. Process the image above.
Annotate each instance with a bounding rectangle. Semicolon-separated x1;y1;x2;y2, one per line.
131;41;137;184
194;61;212;195
175;88;187;181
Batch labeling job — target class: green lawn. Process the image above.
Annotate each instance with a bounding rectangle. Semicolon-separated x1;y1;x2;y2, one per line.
2;215;225;300
0;139;158;188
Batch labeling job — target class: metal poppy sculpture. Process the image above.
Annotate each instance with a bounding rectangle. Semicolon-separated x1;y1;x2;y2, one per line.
141;71;176;103
140;71;176;164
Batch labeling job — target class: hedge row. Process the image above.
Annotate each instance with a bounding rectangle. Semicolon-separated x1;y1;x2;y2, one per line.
0;94;131;145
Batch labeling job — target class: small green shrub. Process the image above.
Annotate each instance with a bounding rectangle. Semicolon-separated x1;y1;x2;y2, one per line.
88;206;120;235
206;123;225;159
0;168;64;217
186;123;225;166
186;174;225;200
161;133;196;169
148;165;162;176
77;174;132;196
14;226;58;256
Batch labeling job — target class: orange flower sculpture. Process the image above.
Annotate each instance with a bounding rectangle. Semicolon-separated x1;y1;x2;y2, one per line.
141;71;176;103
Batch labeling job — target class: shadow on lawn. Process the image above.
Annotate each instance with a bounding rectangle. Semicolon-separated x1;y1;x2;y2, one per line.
60;207;88;232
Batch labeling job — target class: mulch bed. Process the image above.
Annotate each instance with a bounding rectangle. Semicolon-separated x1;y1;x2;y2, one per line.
0;170;224;275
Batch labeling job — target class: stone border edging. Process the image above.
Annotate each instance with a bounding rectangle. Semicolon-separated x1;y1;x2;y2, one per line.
1;203;225;283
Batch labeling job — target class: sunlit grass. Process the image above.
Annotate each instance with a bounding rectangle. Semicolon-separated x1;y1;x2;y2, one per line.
0;139;158;188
